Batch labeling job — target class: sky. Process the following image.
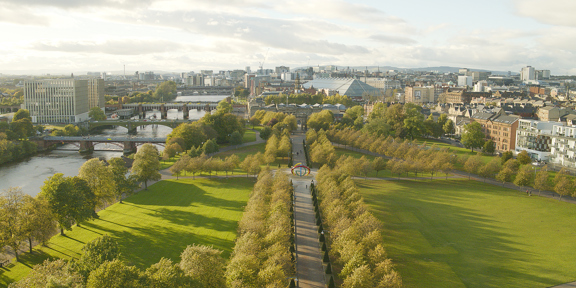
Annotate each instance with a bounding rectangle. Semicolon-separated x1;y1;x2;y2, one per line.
0;0;575;75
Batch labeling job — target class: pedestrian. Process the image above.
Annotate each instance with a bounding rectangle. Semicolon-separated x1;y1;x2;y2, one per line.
306;185;308;189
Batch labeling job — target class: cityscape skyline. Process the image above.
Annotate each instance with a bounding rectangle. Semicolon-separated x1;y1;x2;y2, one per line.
1;0;575;75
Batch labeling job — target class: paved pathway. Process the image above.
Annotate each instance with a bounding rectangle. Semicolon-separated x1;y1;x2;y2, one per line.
291;132;325;288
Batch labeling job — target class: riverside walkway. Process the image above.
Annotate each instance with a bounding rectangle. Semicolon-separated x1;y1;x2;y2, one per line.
290;132;325;288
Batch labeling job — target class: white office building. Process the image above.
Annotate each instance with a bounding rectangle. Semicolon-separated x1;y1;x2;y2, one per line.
24;79;90;123
521;66;536;81
458;76;473;87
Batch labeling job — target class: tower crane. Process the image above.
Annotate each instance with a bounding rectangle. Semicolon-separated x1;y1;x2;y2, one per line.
258;48;270;73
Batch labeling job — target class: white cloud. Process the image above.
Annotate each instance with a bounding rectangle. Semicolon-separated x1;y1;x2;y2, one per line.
513;0;576;27
29;39;187;55
369;34;417;45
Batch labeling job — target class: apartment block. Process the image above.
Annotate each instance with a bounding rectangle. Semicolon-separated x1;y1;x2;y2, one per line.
471;110;520;152
87;78;105;109
24;79;90;123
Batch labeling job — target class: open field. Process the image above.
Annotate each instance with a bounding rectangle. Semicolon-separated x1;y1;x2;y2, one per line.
0;178;253;286
357;178;576;288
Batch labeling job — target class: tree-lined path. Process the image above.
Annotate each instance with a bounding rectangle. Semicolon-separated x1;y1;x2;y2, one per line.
290;132;325;288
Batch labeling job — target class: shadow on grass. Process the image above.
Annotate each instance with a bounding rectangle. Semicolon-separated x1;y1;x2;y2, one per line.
357;179;558;288
125;180;246;210
82;221;235;268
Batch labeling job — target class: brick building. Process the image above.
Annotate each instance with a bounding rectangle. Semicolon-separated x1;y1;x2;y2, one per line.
471;109;520;152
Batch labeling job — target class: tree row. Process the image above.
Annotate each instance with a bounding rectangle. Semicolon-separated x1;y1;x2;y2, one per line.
226;169;295;287
315;164;402;287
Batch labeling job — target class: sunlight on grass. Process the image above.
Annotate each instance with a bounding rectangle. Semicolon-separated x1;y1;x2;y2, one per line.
358;178;576;288
0;178;253;286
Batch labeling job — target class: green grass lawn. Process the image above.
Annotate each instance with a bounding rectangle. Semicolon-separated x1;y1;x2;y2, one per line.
243;129;257;143
0;178;253;286
357;178;576;288
416;138;495;168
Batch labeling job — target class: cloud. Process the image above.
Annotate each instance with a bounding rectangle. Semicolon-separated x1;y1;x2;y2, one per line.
513;0;576;27
29;39;186;55
116;11;370;55
369;34;417;45
0;7;50;25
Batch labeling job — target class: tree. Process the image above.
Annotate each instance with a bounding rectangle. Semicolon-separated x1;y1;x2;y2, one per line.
187;155;206;179
131;144;161;190
0;187;26;261
89;107;106;121
11;118;34;139
249;116;260;129
11;259;83;288
201;112;244;143
461;122;485;152
108;157;137;203
224;154;240;177
75;234;121;280
514;165;534;190
260;126;273;140
517;150;532;165
180;244;226;288
283;114;298;131
40;174;97;235
144;258;194;287
534;166;550;196
372;157;386;177
202;139;219;154
63;124;79;136
342;265;374;288
20;196;56;253
230;130;243;146
478;158;501;181
153;80;177;101
170;155;189;179
86;259;143;288
167;122;215;150
464;154;483;179
307;110;334;131
79;158;115;208
554;168;573;200
482;140;495;155
216;99;233;114
363;118;391;137
501;151;513;165
12;109;31;122
443;119;455;136
496;167;514;184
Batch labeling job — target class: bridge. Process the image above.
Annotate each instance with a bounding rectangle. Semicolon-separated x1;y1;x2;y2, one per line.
31;136;166;154
0;105;21;114
106;102;219;119
177;86;234;95
87;119;196;133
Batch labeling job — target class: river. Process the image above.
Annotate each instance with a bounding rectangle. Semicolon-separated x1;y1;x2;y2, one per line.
0;95;226;197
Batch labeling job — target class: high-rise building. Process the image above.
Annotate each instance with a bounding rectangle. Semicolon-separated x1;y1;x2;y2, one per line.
521;66;536;81
458;76;473;87
536;70;551;79
24;79;90;123
87;78;105;109
275;66;290;74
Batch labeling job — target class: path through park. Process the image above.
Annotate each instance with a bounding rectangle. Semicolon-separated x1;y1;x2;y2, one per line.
290;132;325;288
